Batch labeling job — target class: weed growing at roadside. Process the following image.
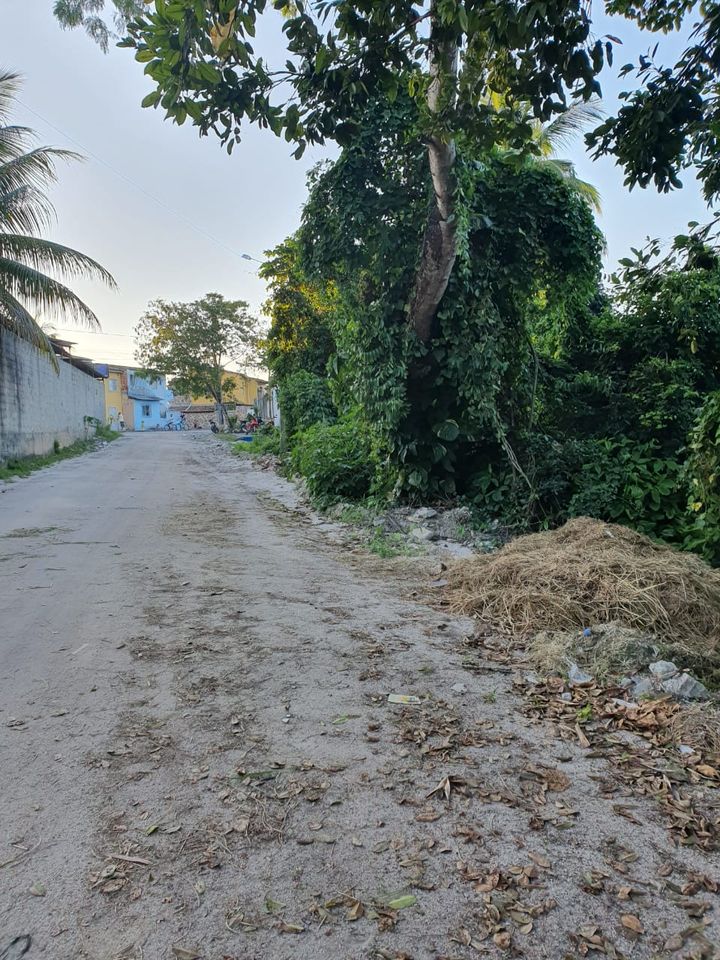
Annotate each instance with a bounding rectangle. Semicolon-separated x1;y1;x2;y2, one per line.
368;530;420;559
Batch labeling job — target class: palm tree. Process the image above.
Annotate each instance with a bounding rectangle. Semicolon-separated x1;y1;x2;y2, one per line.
491;95;604;212
531;101;604;212
0;70;116;362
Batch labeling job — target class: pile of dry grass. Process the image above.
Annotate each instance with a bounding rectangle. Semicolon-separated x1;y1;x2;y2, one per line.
446;517;720;662
668;703;720;755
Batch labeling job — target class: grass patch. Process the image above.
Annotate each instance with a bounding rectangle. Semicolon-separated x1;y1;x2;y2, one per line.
368;530;420;559
232;431;282;458
0;430;115;481
336;503;375;525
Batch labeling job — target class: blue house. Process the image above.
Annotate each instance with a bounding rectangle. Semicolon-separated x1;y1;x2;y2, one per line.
126;370;173;430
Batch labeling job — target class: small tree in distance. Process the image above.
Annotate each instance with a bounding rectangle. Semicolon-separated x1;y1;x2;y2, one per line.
135;292;259;429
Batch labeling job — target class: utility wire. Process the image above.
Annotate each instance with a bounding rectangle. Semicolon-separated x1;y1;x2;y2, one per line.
16;97;262;269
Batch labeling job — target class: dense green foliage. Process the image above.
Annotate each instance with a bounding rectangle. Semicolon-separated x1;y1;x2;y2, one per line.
121;0;608;158
291;416;377;507
279;370;336;440
295;97;603;496
259;238;335;384
258;96;720;562
232;425;282;458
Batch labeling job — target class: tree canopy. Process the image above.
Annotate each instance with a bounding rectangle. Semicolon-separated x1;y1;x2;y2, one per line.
134;292;258;419
258;236;335;383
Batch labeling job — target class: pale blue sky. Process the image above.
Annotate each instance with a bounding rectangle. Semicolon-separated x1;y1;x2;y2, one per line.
0;1;711;366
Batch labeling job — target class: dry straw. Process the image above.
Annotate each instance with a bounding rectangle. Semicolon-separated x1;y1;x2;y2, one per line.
446;517;720;661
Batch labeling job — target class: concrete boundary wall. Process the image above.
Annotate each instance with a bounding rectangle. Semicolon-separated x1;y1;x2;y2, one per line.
0;327;105;463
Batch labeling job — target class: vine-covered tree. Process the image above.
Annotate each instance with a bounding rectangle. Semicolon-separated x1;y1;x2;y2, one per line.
114;0;611;346
55;2;720;333
0;70;115;360
295;95;604;492
134;292;258;427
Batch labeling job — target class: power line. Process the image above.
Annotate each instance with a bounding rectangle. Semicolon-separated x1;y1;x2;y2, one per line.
16;97;264;268
52;327;134;338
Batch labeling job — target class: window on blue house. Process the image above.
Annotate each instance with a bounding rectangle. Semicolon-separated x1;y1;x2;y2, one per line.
142;404;151;417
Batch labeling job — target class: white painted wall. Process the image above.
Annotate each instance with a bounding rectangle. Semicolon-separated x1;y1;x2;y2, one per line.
0;328;105;463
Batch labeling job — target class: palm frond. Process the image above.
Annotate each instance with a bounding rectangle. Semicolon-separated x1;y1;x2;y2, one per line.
0;185;55;234
0;69;115;350
0;258;104;330
536;100;605;155
0;125;37;160
0;72;21;123
0;236;117;289
538;157;602;212
0;148;82;197
0;288;59;369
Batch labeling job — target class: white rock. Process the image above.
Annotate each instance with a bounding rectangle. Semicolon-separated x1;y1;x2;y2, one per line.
410;526;437;542
662;673;710;701
630;676;656;698
649;660;678;680
414;507;438;520
451;683;467;694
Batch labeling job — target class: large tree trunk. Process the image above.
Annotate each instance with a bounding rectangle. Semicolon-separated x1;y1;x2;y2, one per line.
408;14;458;343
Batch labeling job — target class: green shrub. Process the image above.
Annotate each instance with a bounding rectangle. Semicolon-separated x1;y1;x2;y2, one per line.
279;371;336;439
292;416;376;506
233;427;282;458
567;438;687;541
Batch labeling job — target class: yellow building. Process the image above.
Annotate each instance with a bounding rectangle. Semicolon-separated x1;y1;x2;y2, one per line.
102;366;128;428
190;371;267;409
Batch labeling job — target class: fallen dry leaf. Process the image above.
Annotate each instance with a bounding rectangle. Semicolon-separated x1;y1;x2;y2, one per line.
172;947;201;960
620;914;644;934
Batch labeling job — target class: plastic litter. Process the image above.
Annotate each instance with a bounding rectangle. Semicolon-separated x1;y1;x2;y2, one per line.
387;694;422;705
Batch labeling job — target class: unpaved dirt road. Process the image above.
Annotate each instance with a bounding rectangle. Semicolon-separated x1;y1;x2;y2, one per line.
1;434;718;960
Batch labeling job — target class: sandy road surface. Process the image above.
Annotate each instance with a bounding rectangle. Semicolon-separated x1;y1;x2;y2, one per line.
0;433;717;960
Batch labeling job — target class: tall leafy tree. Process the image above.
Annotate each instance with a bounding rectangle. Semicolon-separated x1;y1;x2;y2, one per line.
134;292;259;427
0;71;115;359
115;0;609;345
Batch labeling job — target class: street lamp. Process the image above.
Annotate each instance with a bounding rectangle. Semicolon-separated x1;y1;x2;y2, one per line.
241;253;261;262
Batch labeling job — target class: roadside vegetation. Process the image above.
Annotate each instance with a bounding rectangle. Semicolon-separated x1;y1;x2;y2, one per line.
53;1;720;566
